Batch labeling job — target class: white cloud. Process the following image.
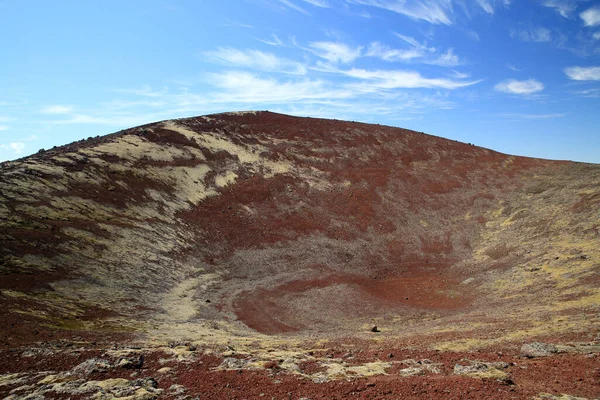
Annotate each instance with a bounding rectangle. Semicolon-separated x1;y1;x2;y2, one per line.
593;32;600;40
351;0;454;25
507;64;522;71
0;126;7;131
258;34;284;46
450;70;471;79
205;48;307;75
574;88;600;97
542;0;577;18
394;33;436;52
209;71;352;103
494;79;544;95
366;42;424;61
341;68;481;90
392;33;464;66
41;105;73;114
564;66;600;80
510;27;552;42
278;0;310;15
426;48;464;66
476;0;494;14
299;0;330;7
0;142;25;154
581;7;600;27
113;85;167;97
309;41;362;64
499;113;566;120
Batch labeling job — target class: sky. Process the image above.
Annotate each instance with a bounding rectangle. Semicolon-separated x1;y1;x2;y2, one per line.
1;0;599;163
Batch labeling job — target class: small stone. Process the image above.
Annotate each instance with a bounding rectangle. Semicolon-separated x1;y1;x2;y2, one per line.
371;326;380;333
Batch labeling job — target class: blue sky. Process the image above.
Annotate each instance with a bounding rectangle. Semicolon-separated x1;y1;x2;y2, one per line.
1;0;599;163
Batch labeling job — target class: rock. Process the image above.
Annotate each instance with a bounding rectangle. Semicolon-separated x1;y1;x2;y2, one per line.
521;342;558;358
371;326;380;333
72;358;112;375
402;358;442;374
220;357;252;369
169;384;187;395
117;355;144;369
454;360;511;382
131;377;158;390
535;394;589;400
399;367;424;376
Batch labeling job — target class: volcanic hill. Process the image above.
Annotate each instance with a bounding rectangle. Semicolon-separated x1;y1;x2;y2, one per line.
1;111;599;399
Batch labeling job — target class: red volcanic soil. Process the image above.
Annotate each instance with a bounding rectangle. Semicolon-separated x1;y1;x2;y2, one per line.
234;271;471;334
1;111;599;399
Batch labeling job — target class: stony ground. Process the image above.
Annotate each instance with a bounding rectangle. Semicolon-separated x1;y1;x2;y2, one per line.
1;111;599;398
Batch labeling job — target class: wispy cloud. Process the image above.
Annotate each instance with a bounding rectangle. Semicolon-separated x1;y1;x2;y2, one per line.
494;79;545;95
366;42;424;62
510;27;552;42
112;85;167;97
258;34;284;46
387;33;466;66
476;0;494;14
426;48;465;66
541;0;577;18
0;142;25;154
341;68;481;90
278;0;310;15
299;0;330;7
394;33;435;52
564;66;600;80
593;32;600;40
580;7;600;27
507;64;522;71
41;105;73;114
498;113;566;119
0;126;7;131
209;71;351;103
450;70;471;79
350;0;454;25
309;41;362;64
573;88;600;97
205;47;307;75
222;19;255;29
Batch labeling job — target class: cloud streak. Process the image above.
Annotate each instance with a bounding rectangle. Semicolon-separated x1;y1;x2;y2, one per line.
494;79;544;95
350;0;454;25
41;105;73;114
0;142;25;154
510;27;552;42
341;68;481;90
541;0;577;18
205;48;307;75
308;42;363;64
564;66;600;80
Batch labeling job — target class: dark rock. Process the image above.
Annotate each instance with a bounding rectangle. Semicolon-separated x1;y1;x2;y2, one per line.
371;326;380;333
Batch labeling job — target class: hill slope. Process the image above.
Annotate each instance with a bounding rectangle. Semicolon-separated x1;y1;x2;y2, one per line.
1;111;599;349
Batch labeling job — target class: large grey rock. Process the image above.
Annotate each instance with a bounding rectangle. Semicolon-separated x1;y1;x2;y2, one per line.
521;342;558;358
